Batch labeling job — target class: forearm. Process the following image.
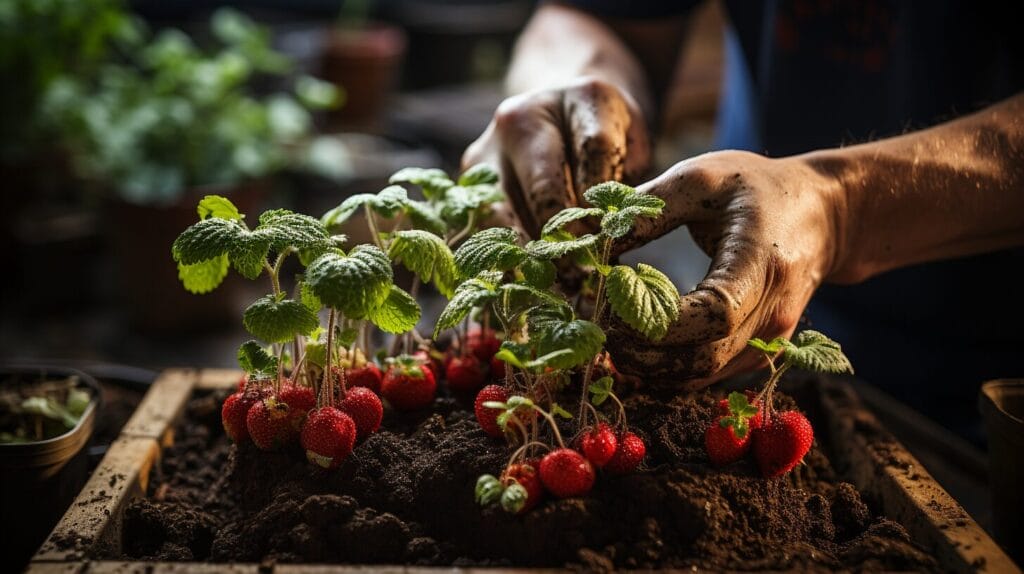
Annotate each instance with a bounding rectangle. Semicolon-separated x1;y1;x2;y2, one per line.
802;93;1024;283
506;3;655;122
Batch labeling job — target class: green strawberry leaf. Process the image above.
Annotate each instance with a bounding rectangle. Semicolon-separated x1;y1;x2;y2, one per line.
518;256;557;288
600;201;665;239
197;195;242;221
371;185;410;218
540;207;603;237
605;263;679;341
388;229;457;297
228;234;271;279
525;233;599;260
390;167;455;200
747;337;788;355
254;209;331;252
171;217;243;265
298;279;322;312
582;181;635;210
305;245;394;318
433;270;502;337
403;199;447;236
440;184;504;228
243;294;320;343
588;376;614;406
237;340;278;374
781;330;854;374
322;193;376;228
335;327;359;348
453;227;526;279
535;318;605;369
526;303;576;336
177;254;229;294
458;163;499;186
366;285;421;334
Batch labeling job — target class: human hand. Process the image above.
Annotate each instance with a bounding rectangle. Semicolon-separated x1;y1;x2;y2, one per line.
462;77;651;238
603;150;847;387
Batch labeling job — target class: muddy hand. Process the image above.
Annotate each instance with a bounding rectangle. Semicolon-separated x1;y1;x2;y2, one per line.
462;77;650;238
604;150;846;388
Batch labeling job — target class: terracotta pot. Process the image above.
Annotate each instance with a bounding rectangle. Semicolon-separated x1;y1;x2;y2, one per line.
979;379;1024;564
103;181;265;334
320;23;407;131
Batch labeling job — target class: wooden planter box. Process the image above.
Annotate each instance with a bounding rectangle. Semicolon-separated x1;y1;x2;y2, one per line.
27;369;1020;573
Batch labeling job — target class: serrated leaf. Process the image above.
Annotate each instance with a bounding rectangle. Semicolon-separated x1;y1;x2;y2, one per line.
171;217;243;264
390;167;454;200
299;280;322;312
229;234;270;279
588;376;614;406
600;203;664;239
388;230;457;297
254;210;331;252
519;256;556;288
526;303;575;336
748;337;788;355
404;199;447;236
541;207;603;237
605;263;680;341
177;254;229;294
433;271;502;337
371;185;409;218
366;285;421;334
335;327;359;348
458;163;499;186
243;295;320;343
306;245;394;318
453;227;527;278
499;283;566;308
440;184;504;227
197;195;242;221
582;181;635;210
322;193;376;227
238;340;278;374
535;318;605;369
781;330;854;374
525;234;599;259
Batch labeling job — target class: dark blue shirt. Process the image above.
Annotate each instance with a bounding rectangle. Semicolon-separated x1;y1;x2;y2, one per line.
564;0;1024;439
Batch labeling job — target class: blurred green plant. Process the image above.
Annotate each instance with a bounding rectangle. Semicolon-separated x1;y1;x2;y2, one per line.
40;8;341;205
0;0;141;164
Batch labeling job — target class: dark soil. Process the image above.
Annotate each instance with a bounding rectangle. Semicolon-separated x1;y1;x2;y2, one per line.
112;377;937;571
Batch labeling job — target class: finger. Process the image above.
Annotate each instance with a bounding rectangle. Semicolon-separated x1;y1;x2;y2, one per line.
494;98;576;239
563;78;630;194
681;320;798;389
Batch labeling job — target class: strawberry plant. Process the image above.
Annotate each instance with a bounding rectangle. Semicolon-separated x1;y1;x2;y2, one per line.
704;330;853;476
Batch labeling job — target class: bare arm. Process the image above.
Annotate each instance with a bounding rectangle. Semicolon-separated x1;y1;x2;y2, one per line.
604;93;1024;385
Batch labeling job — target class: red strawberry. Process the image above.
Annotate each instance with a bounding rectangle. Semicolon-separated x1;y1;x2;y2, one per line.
413;349;443;381
466;328;501;363
706;391;763;466
474;384;508;437
301;407;357;469
237;374;248;393
279;384;316;431
753;410;814;478
604;432;646;475
339;386;383;440
246;397;298;450
381;355;437;411
347;362;383;393
446;354;488;393
539;448;595;498
222;389;261;443
490;355;507;381
580;423;618;468
502;461;543;513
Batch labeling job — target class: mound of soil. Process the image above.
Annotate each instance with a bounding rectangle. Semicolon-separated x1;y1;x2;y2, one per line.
113;378;937;571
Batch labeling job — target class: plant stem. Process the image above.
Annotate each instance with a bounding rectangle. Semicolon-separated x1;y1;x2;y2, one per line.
577;237;613;427
365;206;385;251
322;309;337;407
264;261;281;296
446;212;477;247
531;404;566;448
507;441;551;468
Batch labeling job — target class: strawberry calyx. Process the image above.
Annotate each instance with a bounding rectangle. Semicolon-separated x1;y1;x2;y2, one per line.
388;353;428;379
718;391;759;440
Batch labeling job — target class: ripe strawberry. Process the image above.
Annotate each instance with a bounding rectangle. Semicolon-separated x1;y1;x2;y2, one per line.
246;397;299;450
501;461;543;513
339;386;383;440
413;349;443;381
474;384;508;437
490;355;507;381
539;448;595;498
237;374;248;393
222;389;261;443
706;391;763;466
753;410;814;478
466;327;501;363
604;432;646;475
347;362;383;393
301;407;357;469
381;355;437;411
446;354;488;393
580;423;618;468
279;383;315;431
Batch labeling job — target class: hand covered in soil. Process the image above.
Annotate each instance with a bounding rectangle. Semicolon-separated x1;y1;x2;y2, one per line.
603;151;844;387
461;77;651;238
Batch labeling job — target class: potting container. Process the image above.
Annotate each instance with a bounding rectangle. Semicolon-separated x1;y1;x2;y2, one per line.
1;365;100;571
321;24;406;130
979;379;1024;564
27;369;1020;573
